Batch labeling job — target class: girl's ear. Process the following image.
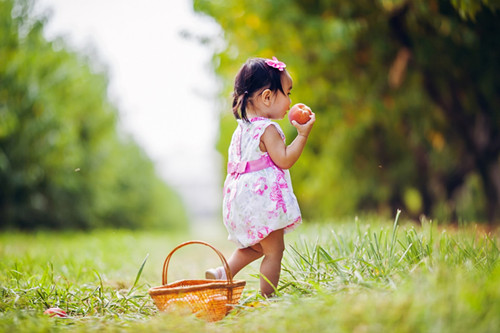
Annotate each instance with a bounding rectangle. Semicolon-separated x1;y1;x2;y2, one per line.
261;89;272;106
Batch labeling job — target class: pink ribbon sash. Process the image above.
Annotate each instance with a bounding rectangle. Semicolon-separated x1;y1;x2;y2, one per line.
227;154;276;175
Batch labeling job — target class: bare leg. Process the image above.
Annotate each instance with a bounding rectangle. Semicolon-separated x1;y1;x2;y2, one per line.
227;245;264;278
258;229;285;297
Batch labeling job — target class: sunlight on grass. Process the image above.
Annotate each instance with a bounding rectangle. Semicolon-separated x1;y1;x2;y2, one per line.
1;215;499;332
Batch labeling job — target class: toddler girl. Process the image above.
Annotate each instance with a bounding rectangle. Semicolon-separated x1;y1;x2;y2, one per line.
206;56;315;297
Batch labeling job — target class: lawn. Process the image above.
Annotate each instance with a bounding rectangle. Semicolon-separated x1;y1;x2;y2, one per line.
1;213;499;332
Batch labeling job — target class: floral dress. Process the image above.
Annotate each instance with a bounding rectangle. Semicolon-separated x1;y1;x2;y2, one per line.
222;117;302;248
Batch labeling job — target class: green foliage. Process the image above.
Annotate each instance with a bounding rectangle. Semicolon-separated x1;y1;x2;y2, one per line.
0;219;499;332
194;0;500;223
280;212;499;294
0;0;188;229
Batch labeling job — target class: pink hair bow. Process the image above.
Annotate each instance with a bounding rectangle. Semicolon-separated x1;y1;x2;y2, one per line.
265;56;286;71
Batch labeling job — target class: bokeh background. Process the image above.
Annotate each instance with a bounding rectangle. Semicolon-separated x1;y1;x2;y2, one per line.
1;0;499;230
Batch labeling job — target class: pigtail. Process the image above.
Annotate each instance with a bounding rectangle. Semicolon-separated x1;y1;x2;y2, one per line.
232;93;242;119
232;91;250;122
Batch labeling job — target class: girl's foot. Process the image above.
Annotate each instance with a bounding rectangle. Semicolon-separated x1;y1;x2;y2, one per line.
205;266;227;280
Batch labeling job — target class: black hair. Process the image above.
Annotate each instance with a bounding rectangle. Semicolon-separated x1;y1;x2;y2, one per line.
232;58;286;122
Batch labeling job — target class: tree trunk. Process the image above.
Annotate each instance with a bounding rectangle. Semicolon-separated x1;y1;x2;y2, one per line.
478;159;500;223
423;74;500;224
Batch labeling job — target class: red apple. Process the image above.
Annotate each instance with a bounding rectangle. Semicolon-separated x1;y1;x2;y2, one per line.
288;103;312;125
43;307;68;318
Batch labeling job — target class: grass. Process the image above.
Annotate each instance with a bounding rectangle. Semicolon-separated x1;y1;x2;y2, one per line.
1;213;499;332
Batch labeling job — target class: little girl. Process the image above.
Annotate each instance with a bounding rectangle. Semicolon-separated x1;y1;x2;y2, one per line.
206;56;315;297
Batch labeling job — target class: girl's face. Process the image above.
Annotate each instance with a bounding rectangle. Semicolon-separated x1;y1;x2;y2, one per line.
267;71;293;120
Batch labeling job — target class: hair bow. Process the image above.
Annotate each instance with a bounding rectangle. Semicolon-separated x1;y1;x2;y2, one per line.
265;56;286;71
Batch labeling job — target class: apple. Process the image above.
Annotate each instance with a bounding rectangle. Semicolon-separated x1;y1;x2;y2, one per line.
43;307;68;318
288;103;312;125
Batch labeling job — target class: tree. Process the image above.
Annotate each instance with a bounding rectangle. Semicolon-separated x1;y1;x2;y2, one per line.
194;0;500;223
0;0;188;229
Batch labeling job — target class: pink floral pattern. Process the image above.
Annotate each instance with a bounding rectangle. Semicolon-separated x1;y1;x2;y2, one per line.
253;177;268;195
222;118;302;248
269;171;289;213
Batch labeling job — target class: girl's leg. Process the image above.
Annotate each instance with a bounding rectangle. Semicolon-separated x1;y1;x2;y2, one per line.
258;229;285;297
227;246;264;277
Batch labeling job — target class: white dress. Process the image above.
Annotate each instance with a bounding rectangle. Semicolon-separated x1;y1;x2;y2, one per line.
222;117;302;248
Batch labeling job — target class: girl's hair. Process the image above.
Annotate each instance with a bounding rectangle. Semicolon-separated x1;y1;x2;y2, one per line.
232;58;286;122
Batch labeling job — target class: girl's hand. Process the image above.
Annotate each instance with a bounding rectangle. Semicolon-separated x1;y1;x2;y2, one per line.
291;112;316;138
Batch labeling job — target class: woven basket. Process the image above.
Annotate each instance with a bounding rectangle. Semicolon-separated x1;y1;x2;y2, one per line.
148;240;246;322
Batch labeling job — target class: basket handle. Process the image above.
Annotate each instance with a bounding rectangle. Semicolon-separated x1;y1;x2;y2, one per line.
162;240;234;285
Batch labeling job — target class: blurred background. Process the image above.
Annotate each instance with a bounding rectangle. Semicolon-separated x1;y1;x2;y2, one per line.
34;0;224;224
1;0;499;230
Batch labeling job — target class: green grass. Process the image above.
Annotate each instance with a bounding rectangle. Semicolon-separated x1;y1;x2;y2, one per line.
1;214;499;332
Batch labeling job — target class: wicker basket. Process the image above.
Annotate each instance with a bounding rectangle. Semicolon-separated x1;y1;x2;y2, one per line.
148;240;246;322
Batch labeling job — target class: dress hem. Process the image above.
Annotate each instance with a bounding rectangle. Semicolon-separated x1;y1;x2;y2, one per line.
229;216;302;249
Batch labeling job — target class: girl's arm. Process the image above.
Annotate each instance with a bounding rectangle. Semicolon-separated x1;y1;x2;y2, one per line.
260;113;316;169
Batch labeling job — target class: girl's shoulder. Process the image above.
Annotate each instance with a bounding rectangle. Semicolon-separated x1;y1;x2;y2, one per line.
238;117;271;130
249;118;285;140
237;117;284;136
